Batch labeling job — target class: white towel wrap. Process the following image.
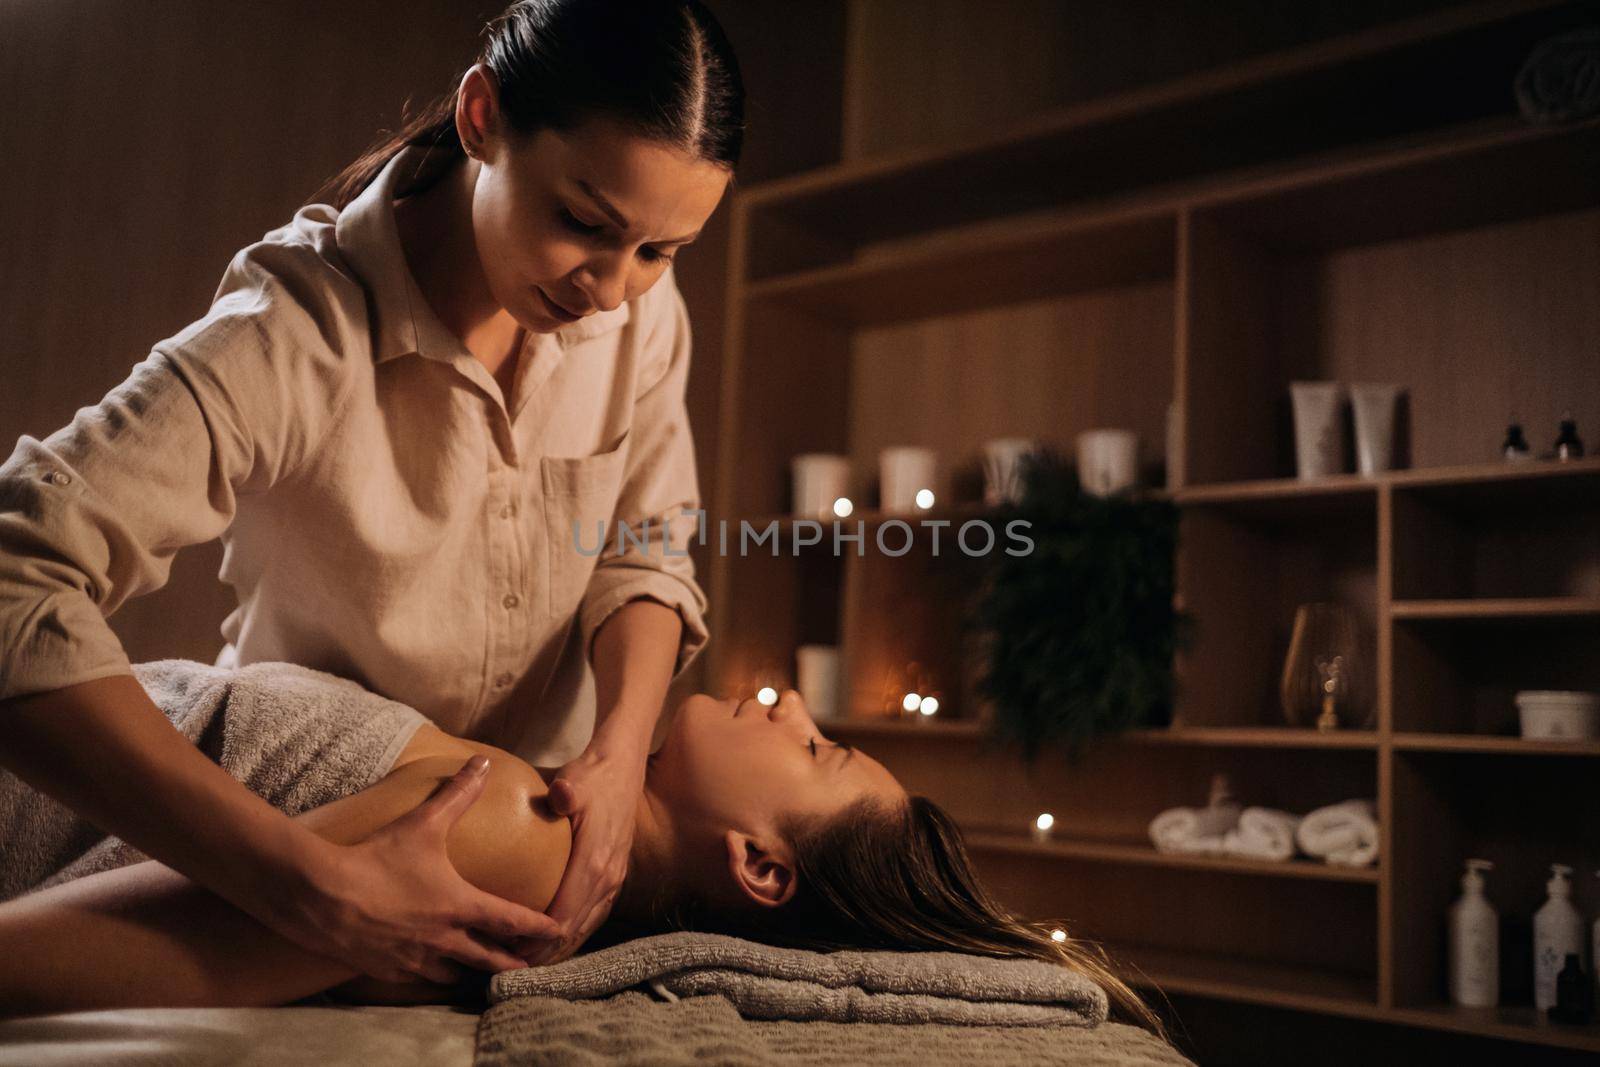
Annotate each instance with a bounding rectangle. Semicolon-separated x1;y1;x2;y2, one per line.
1220;807;1302;861
1147;807;1232;855
1295;798;1379;867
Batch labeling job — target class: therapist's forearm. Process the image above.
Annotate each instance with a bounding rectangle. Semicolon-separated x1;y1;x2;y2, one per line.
0;674;328;915
587;597;682;759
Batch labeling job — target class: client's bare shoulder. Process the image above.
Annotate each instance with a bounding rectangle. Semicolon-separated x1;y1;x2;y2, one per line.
301;724;572;914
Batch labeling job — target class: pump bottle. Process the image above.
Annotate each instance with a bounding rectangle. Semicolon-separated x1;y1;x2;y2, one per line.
1533;863;1586;1012
1449;859;1498;1007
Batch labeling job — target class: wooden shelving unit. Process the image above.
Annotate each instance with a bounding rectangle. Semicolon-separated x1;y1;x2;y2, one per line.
1390;597;1600;620
961;829;1382;884
707;1;1600;1056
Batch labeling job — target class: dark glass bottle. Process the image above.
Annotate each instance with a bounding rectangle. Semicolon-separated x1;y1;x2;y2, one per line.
1548;952;1592;1024
1553;415;1585;461
1502;422;1531;462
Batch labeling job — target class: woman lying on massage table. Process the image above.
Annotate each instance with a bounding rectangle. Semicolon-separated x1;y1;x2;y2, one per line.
0;685;1162;1038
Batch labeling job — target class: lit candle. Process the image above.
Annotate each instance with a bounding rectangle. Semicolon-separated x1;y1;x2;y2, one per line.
919;696;939;717
901;692;921;715
1031;812;1055;843
832;497;853;517
915;488;935;509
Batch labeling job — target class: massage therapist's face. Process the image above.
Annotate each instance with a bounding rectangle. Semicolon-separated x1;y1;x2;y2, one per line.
651;689;907;837
456;64;729;332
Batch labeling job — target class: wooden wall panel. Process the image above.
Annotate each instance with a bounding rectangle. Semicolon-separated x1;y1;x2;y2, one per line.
839;0;1463;160
0;0;503;666
849;284;1175;505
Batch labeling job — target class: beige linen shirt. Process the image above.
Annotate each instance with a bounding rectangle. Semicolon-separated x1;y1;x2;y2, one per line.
0;142;710;766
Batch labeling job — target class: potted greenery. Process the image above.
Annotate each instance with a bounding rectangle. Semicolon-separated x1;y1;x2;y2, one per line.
963;446;1187;762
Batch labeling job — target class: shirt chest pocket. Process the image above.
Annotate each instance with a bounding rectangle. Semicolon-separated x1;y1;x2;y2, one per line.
539;428;631;612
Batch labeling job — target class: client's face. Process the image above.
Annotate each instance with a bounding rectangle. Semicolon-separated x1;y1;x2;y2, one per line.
650;688;906;832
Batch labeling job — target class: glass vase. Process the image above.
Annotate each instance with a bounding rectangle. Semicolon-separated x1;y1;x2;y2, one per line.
1280;602;1372;730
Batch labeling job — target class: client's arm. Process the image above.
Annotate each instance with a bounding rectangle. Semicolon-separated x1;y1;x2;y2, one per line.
0;743;572;1016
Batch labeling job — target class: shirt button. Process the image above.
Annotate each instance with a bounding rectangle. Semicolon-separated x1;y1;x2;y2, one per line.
46;470;71;487
501;503;518;519
494;672;514;688
502;592;520;609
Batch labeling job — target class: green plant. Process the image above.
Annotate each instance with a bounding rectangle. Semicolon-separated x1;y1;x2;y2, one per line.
965;447;1188;762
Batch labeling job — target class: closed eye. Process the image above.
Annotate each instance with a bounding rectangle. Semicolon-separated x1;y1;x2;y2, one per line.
810;738;856;763
559;207;674;263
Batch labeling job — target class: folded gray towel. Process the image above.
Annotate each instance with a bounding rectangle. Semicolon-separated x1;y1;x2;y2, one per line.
476;990;1195;1067
490;930;1108;1028
0;658;428;901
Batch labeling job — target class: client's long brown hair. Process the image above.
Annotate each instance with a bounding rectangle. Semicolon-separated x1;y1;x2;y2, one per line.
623;794;1171;1044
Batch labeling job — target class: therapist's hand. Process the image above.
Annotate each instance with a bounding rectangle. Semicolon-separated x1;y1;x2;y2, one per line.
521;741;647;965
275;754;564;984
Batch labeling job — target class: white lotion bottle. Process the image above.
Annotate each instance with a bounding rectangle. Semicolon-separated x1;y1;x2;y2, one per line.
1449;859;1498;1007
1533;863;1586;1012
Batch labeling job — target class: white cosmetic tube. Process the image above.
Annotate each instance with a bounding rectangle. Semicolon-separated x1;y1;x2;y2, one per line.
1289;381;1346;480
1350;383;1403;475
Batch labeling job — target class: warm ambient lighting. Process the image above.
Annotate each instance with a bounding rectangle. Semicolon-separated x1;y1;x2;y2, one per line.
919;696;939;716
914;488;935;509
1032;812;1055;843
901;692;921;713
756;687;778;706
1051;929;1067;943
832;496;853;517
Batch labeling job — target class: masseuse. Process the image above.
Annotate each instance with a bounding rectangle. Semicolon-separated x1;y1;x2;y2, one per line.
0;0;741;985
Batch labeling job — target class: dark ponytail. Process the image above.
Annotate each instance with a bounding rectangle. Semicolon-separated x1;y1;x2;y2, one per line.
312;0;745;210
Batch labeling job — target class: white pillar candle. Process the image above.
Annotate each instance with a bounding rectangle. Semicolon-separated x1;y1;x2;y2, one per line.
981;437;1037;506
879;446;937;513
1076;429;1139;497
796;644;841;722
791;453;851;519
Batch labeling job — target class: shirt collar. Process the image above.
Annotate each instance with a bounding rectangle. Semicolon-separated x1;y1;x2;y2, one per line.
333;142;631;366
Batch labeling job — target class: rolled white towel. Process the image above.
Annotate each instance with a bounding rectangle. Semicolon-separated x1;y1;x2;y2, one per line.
1148;806;1231;856
1296;798;1379;867
1221;807;1302;862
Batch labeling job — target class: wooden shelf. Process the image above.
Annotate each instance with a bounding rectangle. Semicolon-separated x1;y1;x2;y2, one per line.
1173;475;1378;529
1107;943;1378;1017
1388;1003;1600;1054
1190;112;1600;252
1123;953;1600;1054
1174;474;1376;503
1181;457;1600;504
1124;726;1380;749
834;720;1596;758
1386;455;1600;493
1391;597;1600;620
738;1;1581;258
745;204;1175;326
1392;733;1600;756
822;719;1381;750
821;717;984;739
963;829;1380;884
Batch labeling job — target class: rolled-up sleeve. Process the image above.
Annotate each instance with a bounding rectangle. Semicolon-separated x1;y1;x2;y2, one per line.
0;242;354;703
576;275;710;682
